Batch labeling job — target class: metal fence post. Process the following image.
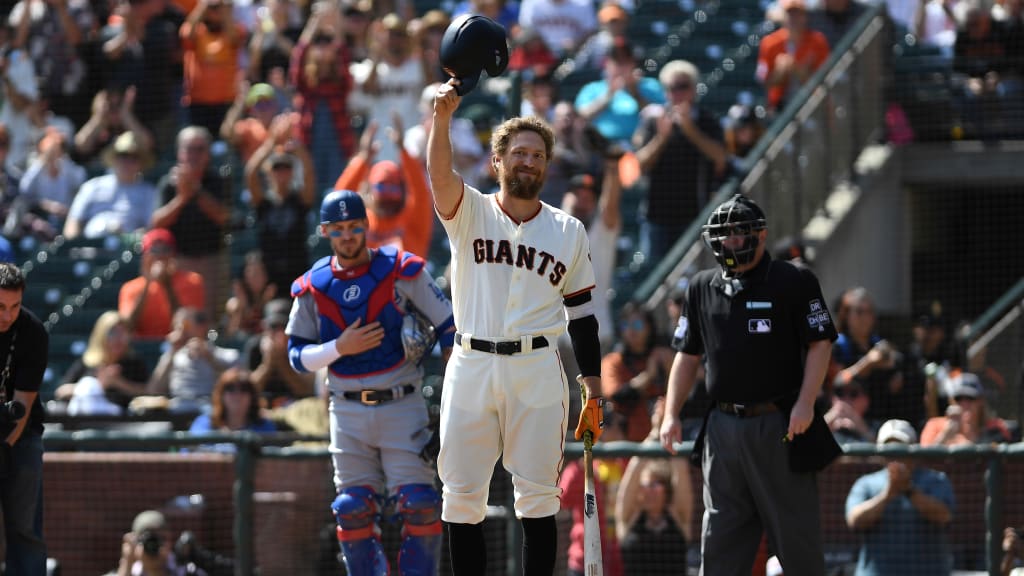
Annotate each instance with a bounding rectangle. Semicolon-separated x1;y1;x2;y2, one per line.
234;433;257;576
986;454;1004;576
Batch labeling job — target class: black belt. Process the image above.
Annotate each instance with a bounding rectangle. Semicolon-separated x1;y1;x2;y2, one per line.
455;333;549;355
717;401;779;418
341;384;416;406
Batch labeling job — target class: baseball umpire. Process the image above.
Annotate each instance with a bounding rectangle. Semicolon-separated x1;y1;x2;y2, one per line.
427;86;605;576
286;189;456;576
659;194;841;575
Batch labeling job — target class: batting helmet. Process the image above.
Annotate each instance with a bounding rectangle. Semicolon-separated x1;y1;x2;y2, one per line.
320;189;367;225
702;194;767;271
440;14;509;96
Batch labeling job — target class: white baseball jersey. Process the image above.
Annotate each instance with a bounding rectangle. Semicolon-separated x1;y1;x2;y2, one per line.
440;183;596;339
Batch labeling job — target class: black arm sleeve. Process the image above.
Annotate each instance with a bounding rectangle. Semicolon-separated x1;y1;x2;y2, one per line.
567;314;601;379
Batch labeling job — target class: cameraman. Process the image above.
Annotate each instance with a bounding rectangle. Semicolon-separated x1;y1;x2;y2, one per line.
111;510;209;576
0;262;49;574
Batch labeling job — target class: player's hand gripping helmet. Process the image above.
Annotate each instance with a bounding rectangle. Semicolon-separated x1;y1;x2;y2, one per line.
702;194;767;271
440;14;509;96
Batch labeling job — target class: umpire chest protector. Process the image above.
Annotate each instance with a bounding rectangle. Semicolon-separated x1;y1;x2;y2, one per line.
293;246;425;377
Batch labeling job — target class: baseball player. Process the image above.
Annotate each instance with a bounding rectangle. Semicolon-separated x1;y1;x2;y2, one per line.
427;79;605;575
286;189;456;576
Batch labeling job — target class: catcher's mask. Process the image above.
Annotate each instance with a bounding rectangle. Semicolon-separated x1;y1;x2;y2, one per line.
702;194;767;272
440;14;509;95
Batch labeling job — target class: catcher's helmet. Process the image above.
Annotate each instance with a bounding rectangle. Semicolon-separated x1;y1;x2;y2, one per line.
702;194;767;271
440;14;509;95
320;189;366;225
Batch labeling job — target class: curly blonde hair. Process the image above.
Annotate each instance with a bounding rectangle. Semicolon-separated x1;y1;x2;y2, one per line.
490;116;554;161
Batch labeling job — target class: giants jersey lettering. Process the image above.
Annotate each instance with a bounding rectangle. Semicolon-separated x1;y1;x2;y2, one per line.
440;184;596;338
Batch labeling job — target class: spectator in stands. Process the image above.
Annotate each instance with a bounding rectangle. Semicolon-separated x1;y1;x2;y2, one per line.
7;0;93;125
756;0;831;113
507;27;558;78
615;398;693;575
1002;526;1024;576
0;126;23;242
152;126;231;321
915;0;963;48
348;13;428;164
246;0;302;85
108;510;201;576
601;302;675;442
244;115;315;293
723;103;767;174
339;0;373;62
453;0;519;32
825;378;877;443
519;71;557;120
570;1;631;72
97;0;179;155
410;9;451;84
404;83;488;189
73;87;155;169
904;307;955;419
148;306;241;408
519;0;597;57
559;404;626;576
13;129;83;238
634;59;726;264
56;310;150;414
333;118;434;258
189;367;276;433
560;155;622;353
180;0;245;139
1;50;75;179
920;371;1012;445
63;131;157;240
220;82;293;163
539;101;600;206
119;228;206;340
808;0;867;48
829;287;909;424
998;0;1024;82
456;0;520;30
576;37;665;148
243;299;314;406
290;0;355;195
223;250;275;338
845;419;954;576
953;0;1014;138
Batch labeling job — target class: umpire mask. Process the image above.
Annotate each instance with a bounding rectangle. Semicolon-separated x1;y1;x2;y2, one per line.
702;194;767;272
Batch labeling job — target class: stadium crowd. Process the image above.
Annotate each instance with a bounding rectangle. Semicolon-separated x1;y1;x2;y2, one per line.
0;0;1018;572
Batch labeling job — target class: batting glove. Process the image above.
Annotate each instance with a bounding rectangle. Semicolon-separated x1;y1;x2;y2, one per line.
575;391;605;443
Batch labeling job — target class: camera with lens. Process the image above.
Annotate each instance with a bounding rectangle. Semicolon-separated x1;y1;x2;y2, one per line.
0;400;25;480
138;529;162;557
174;530;235;575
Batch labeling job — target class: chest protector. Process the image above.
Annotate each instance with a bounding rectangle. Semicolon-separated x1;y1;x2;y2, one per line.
292;246;425;378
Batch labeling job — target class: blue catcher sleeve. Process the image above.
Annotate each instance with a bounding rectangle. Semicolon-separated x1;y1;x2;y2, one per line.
288;335;342;373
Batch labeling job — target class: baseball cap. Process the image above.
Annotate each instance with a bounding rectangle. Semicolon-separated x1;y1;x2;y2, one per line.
245;83;277;107
320;189;367;224
876;419;918;445
369;161;402;187
598;3;628;23
263;298;291;329
570;174;596;190
949;372;983;399
142;228;177;255
132;510;167;533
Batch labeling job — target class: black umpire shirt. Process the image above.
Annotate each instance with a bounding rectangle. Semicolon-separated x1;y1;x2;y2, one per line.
672;253;837;404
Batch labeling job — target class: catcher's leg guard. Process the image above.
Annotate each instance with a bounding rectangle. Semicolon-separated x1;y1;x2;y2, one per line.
332;486;388;576
394;483;442;576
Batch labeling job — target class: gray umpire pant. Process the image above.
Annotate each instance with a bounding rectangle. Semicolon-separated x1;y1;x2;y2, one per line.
700;409;825;576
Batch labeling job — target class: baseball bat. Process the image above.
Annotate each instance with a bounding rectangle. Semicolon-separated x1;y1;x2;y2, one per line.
580;377;604;576
583;430;603;576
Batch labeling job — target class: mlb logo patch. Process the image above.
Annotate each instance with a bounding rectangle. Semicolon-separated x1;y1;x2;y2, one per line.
748;319;771;333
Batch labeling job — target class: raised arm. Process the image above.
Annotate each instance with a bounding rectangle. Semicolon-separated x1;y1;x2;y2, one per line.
426;79;464;218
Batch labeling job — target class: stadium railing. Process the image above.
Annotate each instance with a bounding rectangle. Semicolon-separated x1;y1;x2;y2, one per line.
961;276;1024;425
40;430;1024;576
629;2;888;316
